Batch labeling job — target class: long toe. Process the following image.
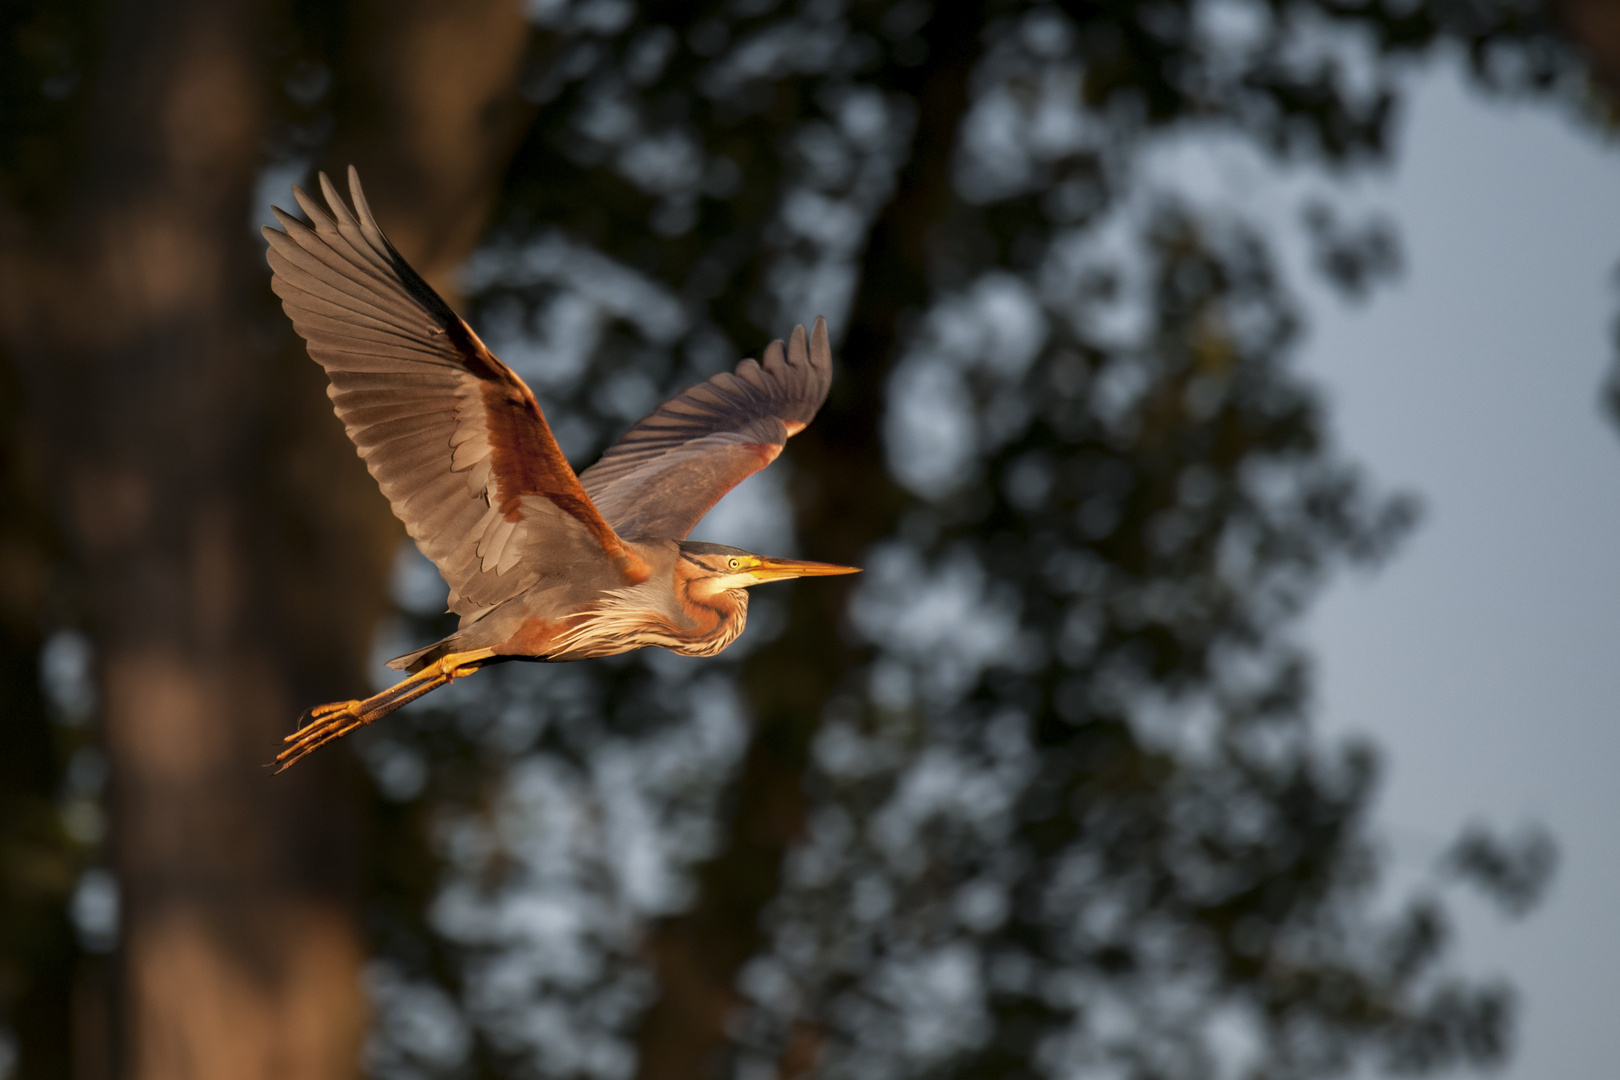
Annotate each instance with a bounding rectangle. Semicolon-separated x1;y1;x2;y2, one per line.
276;723;359;770
274;651;492;771
296;699;362;731
275;702;367;771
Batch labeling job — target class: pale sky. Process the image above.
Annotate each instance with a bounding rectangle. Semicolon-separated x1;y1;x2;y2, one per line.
1298;61;1620;1078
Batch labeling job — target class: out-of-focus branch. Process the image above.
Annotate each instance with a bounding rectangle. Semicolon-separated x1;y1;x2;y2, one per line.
630;5;986;1078
0;353;75;1079
1556;0;1620;98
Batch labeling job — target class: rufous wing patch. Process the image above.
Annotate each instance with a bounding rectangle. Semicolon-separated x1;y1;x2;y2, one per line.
460;334;649;583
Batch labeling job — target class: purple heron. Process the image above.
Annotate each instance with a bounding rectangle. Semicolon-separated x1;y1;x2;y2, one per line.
263;168;856;770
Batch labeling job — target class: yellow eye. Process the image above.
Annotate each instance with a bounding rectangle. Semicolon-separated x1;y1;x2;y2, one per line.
727;557;741;570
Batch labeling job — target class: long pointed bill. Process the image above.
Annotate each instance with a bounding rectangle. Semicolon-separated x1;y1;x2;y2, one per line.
744;556;861;584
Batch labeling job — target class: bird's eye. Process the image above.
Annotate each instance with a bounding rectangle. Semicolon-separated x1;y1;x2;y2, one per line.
727;557;741;570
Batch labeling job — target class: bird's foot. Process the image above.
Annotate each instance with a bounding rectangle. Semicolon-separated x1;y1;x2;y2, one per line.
275;699;374;772
273;648;497;772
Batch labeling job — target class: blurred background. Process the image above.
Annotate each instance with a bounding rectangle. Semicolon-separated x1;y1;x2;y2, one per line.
1;1;1616;1078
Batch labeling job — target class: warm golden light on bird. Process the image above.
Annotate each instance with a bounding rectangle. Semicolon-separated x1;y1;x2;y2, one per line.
262;168;856;770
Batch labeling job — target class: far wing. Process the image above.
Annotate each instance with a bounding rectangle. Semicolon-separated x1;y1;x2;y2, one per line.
580;319;832;540
263;167;647;620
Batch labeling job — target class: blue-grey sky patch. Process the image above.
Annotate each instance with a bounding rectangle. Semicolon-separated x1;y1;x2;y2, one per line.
1297;62;1620;1079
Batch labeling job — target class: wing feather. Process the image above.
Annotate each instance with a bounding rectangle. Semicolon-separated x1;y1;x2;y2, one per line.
263;167;648;619
580;318;832;540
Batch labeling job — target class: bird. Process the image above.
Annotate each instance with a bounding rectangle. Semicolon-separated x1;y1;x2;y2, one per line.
262;167;856;771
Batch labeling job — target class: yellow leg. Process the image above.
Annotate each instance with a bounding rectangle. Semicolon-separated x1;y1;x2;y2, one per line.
274;648;496;772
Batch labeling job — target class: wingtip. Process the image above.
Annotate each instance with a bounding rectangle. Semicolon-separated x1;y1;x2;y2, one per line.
291;183;327;226
346;166;382;233
316;170;342;211
786;322;809;367
266;204;309;237
347;164;366;208
810;315;830;367
766;318;831;373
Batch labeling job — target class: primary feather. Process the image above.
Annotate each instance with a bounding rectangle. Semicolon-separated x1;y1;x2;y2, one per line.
262;168;648;621
263;167;832;619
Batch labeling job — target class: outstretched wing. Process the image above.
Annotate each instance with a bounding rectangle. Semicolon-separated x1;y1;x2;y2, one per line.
263;167;647;620
580;318;832;540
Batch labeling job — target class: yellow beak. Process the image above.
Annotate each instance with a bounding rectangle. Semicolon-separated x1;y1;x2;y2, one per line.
743;556;862;584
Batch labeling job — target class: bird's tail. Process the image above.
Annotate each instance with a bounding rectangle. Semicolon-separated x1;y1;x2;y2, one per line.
385;636;457;673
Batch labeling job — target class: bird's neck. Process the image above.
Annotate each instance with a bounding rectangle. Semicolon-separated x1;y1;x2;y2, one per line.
668;578;748;657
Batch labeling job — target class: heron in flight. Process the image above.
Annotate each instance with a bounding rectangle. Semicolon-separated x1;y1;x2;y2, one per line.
263;168;856;770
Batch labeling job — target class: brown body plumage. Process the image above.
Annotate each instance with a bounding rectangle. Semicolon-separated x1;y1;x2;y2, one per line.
262;169;856;770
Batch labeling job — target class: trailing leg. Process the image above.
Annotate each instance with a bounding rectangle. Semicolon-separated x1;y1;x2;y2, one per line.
274;648;495;771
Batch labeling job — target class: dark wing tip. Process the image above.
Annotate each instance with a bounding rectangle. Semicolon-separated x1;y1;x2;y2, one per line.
782;317;831;377
795;316;832;403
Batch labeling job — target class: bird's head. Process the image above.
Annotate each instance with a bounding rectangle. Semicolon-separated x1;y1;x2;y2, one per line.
677;541;860;600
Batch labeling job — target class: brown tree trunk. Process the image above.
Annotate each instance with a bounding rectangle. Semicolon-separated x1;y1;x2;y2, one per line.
631;4;987;1077
1557;0;1620;97
0;2;365;1075
0;367;75;1080
326;0;536;302
0;0;534;1076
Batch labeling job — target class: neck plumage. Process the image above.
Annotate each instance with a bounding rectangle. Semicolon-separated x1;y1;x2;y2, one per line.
668;577;748;657
546;577;749;660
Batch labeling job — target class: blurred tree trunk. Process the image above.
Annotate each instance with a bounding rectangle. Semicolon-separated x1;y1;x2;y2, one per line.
325;0;534;303
631;5;986;1078
0;365;74;1080
0;0;532;1075
1557;1;1620;96
0;0;368;1074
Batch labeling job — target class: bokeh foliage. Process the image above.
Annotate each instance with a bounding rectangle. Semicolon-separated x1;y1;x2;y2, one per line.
357;2;1574;1079
0;0;1583;1078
